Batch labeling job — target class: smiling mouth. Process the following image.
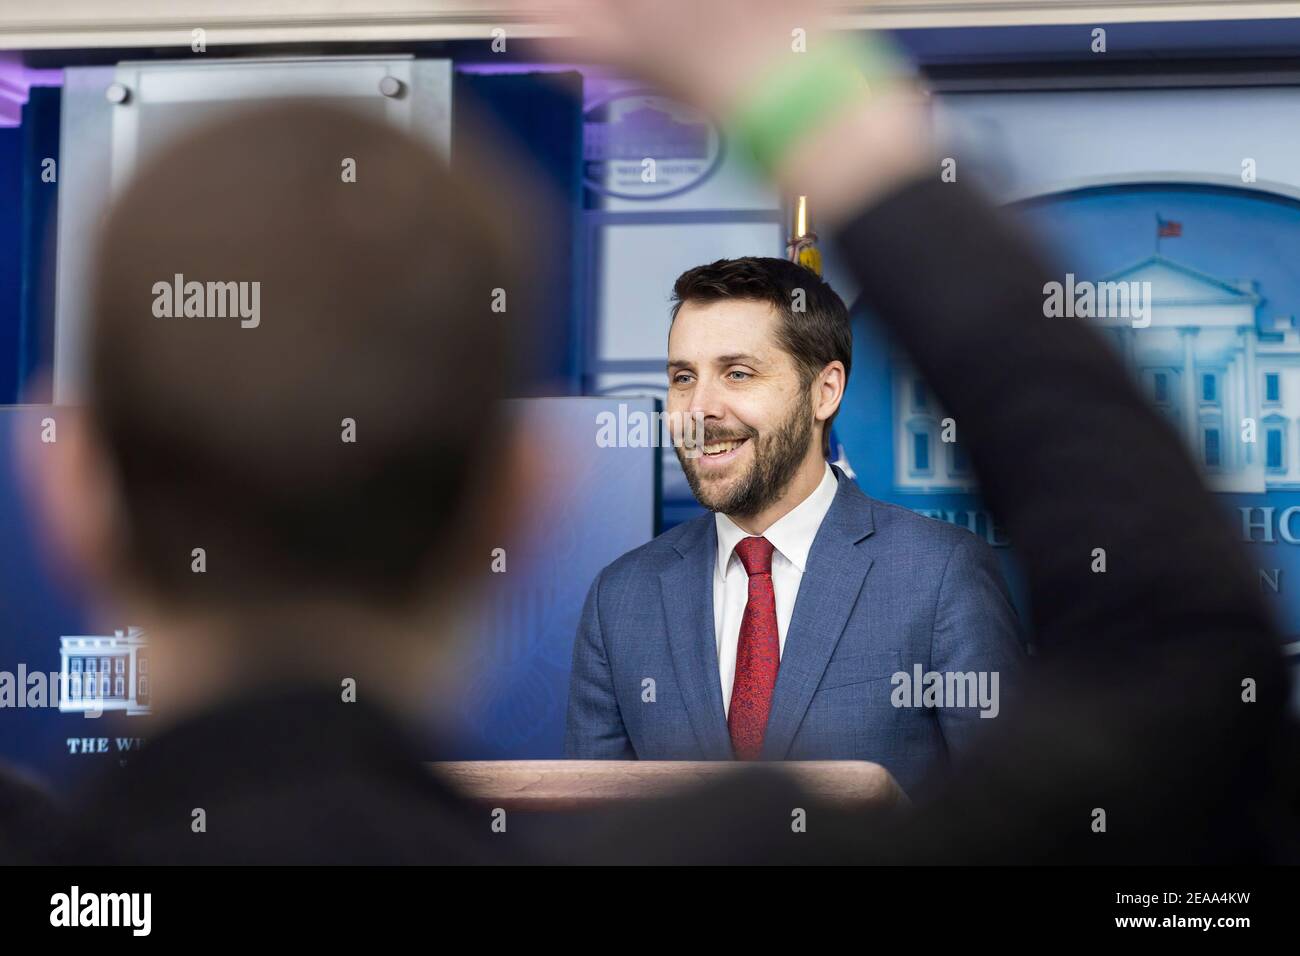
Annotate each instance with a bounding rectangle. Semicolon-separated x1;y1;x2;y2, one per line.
699;437;749;461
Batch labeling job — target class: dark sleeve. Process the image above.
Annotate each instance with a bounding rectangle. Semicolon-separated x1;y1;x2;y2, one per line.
929;533;1025;769
0;760;72;864
825;175;1296;862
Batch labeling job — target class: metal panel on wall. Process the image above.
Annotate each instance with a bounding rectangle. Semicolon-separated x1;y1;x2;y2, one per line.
52;56;451;401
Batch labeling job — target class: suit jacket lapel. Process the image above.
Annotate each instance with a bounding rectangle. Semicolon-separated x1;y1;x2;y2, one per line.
761;469;876;760
659;518;733;759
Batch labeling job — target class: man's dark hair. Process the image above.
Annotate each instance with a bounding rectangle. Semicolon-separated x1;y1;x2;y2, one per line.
670;256;851;457
88;102;537;610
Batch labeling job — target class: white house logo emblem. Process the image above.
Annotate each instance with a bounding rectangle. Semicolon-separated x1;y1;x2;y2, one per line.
895;253;1293;495
58;626;151;716
583;92;723;201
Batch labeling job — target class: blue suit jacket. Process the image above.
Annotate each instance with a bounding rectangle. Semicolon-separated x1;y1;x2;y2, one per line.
564;467;1025;795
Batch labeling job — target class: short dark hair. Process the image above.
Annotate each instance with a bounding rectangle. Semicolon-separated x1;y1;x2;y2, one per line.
88;102;537;610
670;256;852;456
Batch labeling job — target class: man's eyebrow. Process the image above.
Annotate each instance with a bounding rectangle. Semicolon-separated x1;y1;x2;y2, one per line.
667;353;766;372
714;353;764;367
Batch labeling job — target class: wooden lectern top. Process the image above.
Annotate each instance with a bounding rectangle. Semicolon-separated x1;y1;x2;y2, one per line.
431;760;906;812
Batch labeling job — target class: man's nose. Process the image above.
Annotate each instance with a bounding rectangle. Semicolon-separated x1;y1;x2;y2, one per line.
685;375;726;419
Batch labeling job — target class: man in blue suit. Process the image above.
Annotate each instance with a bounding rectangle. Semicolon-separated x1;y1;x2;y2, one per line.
565;257;1024;795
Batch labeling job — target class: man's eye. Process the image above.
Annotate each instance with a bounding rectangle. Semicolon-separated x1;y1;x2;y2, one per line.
673;374;694;385
727;370;751;381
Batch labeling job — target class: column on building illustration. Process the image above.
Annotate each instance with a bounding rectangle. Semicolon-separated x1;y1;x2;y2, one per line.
1243;323;1259;468
1222;357;1235;472
1180;327;1199;460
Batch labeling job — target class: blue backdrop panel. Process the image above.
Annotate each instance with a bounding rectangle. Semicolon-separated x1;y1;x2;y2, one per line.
0;399;659;781
834;183;1300;708
0;408;111;788
17;88;61;403
440;396;659;757
0;123;21;402
1015;184;1300;640
0;88;60;405
454;69;585;396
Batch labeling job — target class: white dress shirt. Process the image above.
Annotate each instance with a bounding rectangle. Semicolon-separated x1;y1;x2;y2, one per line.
713;463;839;716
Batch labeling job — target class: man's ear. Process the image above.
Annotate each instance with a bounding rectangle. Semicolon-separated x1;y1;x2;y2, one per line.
15;403;122;595
814;360;847;424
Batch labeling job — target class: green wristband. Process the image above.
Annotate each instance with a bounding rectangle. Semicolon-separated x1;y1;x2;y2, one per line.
730;33;909;176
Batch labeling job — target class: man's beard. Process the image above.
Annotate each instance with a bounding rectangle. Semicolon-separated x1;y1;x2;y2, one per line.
676;391;814;519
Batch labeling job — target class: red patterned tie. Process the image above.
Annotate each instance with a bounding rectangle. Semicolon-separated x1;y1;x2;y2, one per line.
728;536;779;760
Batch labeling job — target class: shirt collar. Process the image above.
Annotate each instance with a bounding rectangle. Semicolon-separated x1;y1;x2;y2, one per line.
715;463;839;578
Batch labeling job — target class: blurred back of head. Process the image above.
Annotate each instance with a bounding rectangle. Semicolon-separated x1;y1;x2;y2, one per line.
86;102;532;617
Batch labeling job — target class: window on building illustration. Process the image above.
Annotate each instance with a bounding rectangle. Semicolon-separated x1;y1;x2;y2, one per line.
139;677;150;700
1204;428;1221;468
1202;373;1217;403
86;658;96;673
114;676;124;697
1265;373;1281;404
950;441;970;476
71;658;81;673
1153;371;1169;404
1267;428;1285;471
951;442;972;476
115;657;124;674
138;655;148;674
913;380;927;410
69;676;81;699
912;431;931;473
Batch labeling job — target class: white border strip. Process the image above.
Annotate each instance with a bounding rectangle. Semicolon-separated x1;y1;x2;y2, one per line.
6;3;1300;50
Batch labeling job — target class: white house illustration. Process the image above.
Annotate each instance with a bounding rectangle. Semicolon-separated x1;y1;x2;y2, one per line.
58;626;151;715
894;254;1299;494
